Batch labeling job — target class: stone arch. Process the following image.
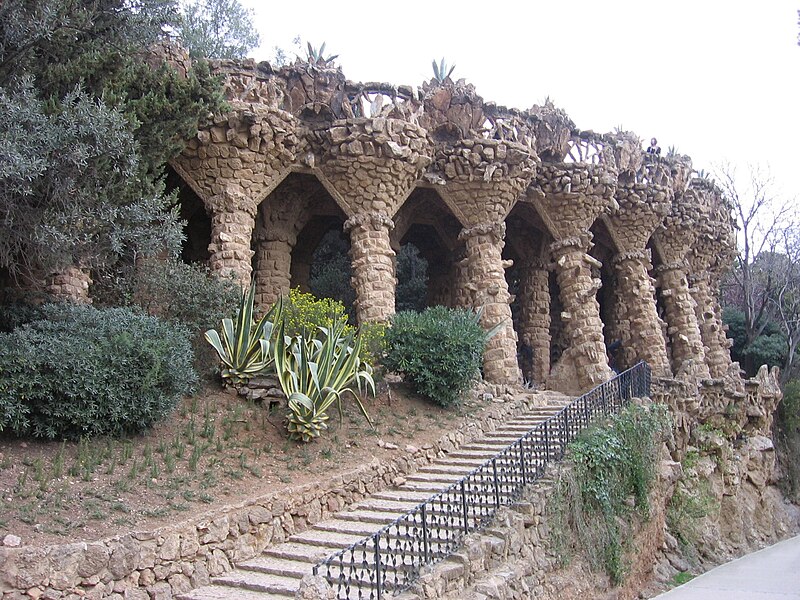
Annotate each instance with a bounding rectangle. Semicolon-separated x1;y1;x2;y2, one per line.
392;187;464;311
251;172;347;309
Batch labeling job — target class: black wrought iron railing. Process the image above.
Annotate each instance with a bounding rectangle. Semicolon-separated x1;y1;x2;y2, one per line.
313;362;652;599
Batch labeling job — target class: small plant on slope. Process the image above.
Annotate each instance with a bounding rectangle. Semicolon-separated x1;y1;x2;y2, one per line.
204;285;282;385
274;317;375;443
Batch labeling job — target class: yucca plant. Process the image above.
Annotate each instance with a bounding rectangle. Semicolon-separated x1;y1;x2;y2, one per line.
204;285;282;385
431;58;456;83
274;316;375;443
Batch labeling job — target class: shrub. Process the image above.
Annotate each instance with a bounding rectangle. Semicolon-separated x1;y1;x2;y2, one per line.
283;288;384;367
132;259;240;374
384;306;488;406
0;304;197;439
550;403;670;583
776;379;800;502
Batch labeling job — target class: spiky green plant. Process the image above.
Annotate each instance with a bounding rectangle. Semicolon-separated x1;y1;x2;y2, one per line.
431;58;456;83
306;41;338;66
274;317;375;443
204;286;282;385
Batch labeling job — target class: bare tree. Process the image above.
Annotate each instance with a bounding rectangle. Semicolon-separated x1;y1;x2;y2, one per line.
717;162;800;380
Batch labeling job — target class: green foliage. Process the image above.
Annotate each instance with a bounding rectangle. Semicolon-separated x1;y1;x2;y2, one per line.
431;58;456;83
308;230;355;316
550;404;670;584
775;379;800;501
128;259;240;373
396;244;428;313
723;307;787;376
0;0;225;286
274;318;375;443
204;285;282;385
383;306;489;407
179;0;260;60
283;289;381;366
0;304;196;439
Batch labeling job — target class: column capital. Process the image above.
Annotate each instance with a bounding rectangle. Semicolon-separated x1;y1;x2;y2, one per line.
343;212;395;233
458;221;505;243
548;232;592;255
654;260;689;275
611;249;651;268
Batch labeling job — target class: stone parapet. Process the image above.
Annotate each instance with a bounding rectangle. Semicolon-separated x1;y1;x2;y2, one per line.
46;267;92;305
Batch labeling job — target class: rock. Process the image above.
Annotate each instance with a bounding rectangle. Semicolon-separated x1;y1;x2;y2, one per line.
3;534;21;547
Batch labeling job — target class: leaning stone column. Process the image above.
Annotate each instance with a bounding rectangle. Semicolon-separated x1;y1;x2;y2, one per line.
516;259;551;385
344;213;396;324
611;251;671;377
656;261;710;379
689;272;732;378
549;234;613;391
459;222;520;385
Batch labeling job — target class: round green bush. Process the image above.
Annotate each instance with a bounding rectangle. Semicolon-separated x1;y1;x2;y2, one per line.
384;306;487;407
0;304;197;439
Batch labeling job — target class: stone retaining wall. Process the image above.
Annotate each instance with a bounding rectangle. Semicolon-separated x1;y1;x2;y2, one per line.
0;388;545;600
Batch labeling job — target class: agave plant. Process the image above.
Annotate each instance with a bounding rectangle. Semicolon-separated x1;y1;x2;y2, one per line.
306;41;339;66
431;58;456;83
274;317;375;443
204;286;282;385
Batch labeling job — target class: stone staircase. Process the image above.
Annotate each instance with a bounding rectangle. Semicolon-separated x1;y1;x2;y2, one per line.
179;392;572;600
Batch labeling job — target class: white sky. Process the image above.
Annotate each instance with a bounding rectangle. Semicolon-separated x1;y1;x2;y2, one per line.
240;0;799;199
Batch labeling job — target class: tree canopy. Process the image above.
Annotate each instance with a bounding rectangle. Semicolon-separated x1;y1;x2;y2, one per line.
0;0;225;284
178;0;260;60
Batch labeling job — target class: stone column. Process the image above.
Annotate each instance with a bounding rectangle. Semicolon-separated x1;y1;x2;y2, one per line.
253;233;295;309
689;272;732;378
656;261;710;379
549;235;613;392
611;251;671;377
516;260;551;385
344;213;396;324
207;204;256;287
46;266;92;305
459;222;520;385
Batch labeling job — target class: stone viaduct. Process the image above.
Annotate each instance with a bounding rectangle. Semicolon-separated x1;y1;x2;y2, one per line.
165;58;736;395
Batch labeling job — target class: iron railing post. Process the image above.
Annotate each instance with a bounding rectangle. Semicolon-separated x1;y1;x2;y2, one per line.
374;533;382;600
519;439;527;486
543;420;550;462
460;480;468;534
492;458;500;508
420;504;430;564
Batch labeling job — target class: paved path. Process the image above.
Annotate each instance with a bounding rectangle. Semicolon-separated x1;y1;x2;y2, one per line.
653;535;800;599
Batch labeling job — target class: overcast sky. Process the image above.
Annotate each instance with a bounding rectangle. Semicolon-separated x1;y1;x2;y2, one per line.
239;1;799;199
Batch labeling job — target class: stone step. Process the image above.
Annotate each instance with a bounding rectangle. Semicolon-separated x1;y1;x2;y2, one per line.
314;518;383;537
399;481;452;493
350;498;421;513
212;570;301;596
237;554;316;579
371;490;431;503
178;583;291;600
415;464;478;476
262;542;339;563
289;529;371;549
336;509;401;525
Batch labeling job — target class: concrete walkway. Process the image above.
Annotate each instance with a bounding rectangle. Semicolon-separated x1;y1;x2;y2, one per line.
653;535;800;599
